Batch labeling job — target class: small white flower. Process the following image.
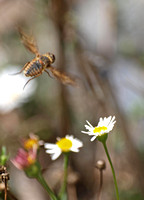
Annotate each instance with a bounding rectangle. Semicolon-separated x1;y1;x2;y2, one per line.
0;66;37;113
81;116;116;141
44;135;83;160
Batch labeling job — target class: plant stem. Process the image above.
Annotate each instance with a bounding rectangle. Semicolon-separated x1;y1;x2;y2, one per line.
102;142;119;200
58;153;69;200
4;179;7;200
97;169;103;200
36;173;58;200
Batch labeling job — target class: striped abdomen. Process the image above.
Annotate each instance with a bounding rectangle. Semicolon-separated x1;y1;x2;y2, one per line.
24;60;43;77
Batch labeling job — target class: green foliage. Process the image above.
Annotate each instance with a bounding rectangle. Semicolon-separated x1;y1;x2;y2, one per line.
0;146;9;166
120;190;144;200
25;161;41;179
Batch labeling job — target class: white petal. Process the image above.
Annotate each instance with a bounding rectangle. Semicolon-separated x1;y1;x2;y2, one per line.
45;143;62;160
66;135;83;152
81;131;91;134
44;143;57;149
107;124;114;131
98;116;116;130
70;146;79;152
51;149;61;160
105;116;112;126
66;136;83;147
84;125;93;131
88;131;96;136
97;117;104;127
72;143;83;150
111;116;116;123
99;117;103;122
107;117;116;131
101;116;110;127
46;149;57;154
65;135;73;140
86;120;94;128
71;138;83;147
91;136;97;141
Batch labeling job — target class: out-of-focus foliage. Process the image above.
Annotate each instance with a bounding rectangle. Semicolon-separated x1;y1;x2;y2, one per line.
0;146;9;166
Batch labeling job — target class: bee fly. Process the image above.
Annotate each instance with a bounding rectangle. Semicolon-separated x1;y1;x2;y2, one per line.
13;28;76;89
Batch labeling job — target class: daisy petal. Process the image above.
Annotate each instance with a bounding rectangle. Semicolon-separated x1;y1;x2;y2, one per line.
91;136;97;141
86;120;93;128
44;143;57;149
70;146;79;152
81;131;90;134
51;150;61;160
84;125;93;130
45;149;57;154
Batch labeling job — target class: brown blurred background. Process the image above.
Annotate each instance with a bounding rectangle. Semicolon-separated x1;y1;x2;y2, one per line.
0;0;144;199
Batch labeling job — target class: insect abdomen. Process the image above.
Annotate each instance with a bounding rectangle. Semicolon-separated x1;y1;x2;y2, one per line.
24;60;42;77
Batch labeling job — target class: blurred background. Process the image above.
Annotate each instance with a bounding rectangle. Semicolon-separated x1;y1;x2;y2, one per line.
0;0;144;199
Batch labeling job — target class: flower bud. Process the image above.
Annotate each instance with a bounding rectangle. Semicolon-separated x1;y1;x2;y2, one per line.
95;160;106;170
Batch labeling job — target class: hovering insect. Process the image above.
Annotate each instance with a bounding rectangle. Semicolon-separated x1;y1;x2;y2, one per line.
13;28;76;89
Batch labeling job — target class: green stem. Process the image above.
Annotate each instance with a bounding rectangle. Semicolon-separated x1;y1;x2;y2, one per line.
36;173;58;200
58;153;69;200
102;142;119;200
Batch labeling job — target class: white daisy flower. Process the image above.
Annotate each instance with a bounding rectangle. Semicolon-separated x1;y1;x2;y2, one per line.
0;66;37;113
81;116;116;141
44;135;83;160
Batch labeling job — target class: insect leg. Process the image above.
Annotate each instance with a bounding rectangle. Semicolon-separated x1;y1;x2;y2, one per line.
44;69;53;78
23;73;42;90
9;62;30;75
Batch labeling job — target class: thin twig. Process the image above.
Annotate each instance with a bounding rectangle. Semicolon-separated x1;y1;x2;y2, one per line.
95;160;106;200
97;170;103;200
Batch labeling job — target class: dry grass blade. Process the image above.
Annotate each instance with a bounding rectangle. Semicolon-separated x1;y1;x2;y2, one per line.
18;27;39;56
48;66;77;86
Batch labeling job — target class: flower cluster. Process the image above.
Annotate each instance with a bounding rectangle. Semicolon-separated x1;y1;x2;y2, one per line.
12;116;116;166
11;148;36;170
12;133;43;170
11;116;118;200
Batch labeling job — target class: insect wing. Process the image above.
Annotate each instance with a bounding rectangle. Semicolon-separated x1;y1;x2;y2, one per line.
18;27;39;56
48;66;76;86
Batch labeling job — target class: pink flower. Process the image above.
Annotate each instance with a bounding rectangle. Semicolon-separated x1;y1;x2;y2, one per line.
11;148;37;170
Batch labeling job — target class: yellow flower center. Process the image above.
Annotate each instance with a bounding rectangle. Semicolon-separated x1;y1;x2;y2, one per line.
27;155;35;165
56;138;72;152
24;139;38;150
93;126;107;134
